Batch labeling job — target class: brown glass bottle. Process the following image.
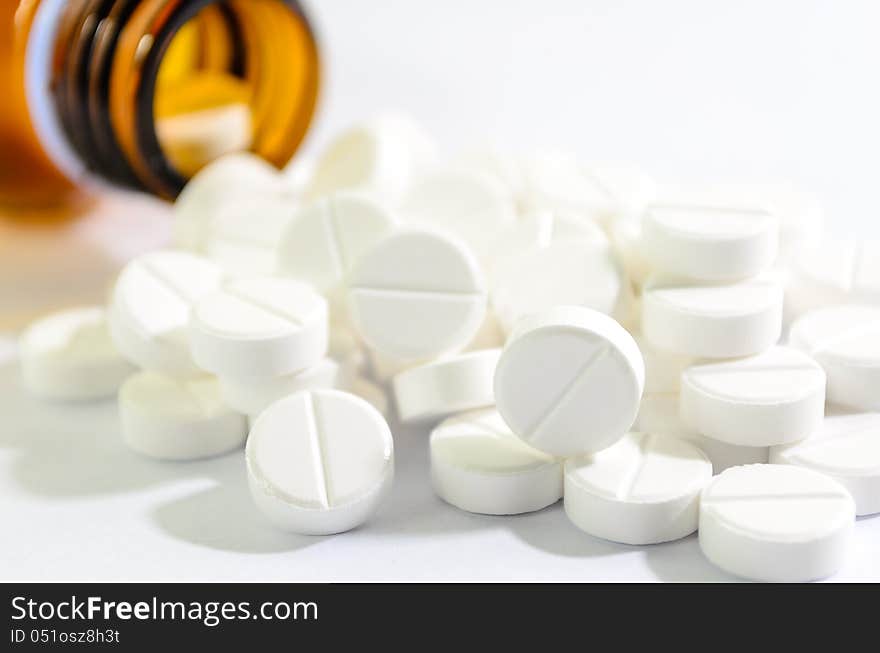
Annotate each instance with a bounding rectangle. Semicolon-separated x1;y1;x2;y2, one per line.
0;0;320;211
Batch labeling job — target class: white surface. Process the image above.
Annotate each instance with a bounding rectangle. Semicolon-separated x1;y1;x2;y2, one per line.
3;0;880;581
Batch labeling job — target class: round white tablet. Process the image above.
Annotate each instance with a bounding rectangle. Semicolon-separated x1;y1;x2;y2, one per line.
348;229;487;360
641;203;778;281
789;305;880;411
276;192;395;309
699;464;855;582
564;432;712;545
637;392;769;473
173;152;281;251
246;389;394;535
190;277;328;378
109;250;224;377
218;358;342;417
307;114;436;203
787;239;880;315
20;306;136;400
392;349;501;423
681;346;826;447
491;238;633;335
641;275;783;358
494;306;644;457
770;412;880;516
398;168;517;264
651;182;822;266
119;371;247;461
430;409;562;515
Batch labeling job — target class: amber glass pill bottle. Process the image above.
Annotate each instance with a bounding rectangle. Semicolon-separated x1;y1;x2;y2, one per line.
0;0;320;210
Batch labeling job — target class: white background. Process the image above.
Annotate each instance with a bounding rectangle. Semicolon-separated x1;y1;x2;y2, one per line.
1;0;880;581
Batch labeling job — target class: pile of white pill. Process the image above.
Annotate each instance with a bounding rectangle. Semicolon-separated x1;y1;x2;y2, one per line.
19;112;880;581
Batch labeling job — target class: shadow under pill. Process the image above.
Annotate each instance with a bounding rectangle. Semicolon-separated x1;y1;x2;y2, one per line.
0;358;225;498
506;502;625;559
641;533;739;582
151;458;321;555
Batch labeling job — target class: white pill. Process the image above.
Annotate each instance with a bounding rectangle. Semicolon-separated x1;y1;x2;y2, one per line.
637;392;769;473
491;238;633;335
681;346;826;447
20;307;136;400
789;305;880;411
641;275;783;358
430;409;562;515
564;432;712;545
246;389;394;535
173;152;280;251
109;250;224;377
119;371;247;461
307;113;436;203
393;349;501;423
788;239;880;313
202;192;294;277
699;464;855;582
218;358;341;417
642;203;778;281
494;306;644;457
653;182;822;266
276;192;396;310
190;278;328;378
398;168;517;264
348;229;487;360
770;411;880;516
